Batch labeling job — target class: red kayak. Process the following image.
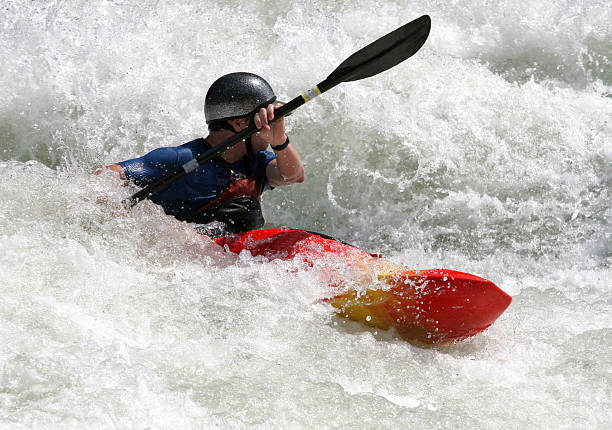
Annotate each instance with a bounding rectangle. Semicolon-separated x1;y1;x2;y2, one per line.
214;228;512;343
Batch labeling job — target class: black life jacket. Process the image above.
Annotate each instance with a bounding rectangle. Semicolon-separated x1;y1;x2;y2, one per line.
186;138;265;233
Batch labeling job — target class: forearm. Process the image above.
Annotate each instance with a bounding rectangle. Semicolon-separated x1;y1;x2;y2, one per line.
276;144;304;182
267;142;305;187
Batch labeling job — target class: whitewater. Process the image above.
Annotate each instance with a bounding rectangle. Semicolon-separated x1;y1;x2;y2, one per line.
1;0;610;428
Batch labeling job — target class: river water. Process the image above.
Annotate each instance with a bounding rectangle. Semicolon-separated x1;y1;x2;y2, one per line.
1;0;610;428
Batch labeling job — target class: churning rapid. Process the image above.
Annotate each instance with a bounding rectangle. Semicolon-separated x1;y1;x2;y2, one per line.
1;0;610;428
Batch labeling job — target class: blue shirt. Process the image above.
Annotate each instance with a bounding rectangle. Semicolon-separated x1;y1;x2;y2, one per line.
118;138;276;220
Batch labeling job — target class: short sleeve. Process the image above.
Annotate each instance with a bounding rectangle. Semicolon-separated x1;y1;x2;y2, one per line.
118;147;181;187
253;150;276;189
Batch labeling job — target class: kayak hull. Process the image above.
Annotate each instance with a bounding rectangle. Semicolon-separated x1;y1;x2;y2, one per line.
214;228;512;343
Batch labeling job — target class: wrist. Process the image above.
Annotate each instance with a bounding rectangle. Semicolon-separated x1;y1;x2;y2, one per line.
270;133;287;146
271;136;290;151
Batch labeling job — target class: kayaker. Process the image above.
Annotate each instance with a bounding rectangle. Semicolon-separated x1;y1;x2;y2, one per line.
96;72;305;235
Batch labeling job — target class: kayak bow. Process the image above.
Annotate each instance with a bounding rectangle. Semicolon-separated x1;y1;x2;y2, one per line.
214;228;512;343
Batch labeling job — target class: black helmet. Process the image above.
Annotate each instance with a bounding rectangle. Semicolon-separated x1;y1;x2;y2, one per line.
205;72;277;124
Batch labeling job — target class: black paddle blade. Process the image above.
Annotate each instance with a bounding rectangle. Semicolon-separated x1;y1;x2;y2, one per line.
326;15;431;83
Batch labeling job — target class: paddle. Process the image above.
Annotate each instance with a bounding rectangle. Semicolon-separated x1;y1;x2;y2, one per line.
124;15;431;208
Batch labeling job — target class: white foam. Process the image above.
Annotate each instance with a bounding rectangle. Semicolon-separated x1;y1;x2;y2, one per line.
0;0;610;428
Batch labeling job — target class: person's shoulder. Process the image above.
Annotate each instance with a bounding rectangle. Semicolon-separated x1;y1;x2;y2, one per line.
178;138;207;154
144;146;181;163
145;137;205;164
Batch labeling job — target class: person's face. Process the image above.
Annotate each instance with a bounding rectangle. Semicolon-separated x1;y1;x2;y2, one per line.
228;117;250;133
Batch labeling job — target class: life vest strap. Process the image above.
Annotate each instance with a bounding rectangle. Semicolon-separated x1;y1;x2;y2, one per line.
185;138;265;232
